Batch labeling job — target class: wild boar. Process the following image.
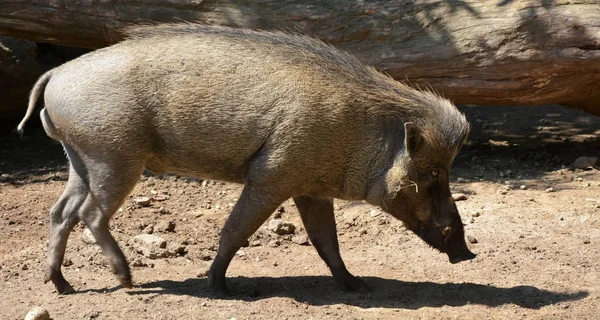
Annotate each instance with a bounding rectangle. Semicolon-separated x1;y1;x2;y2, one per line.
18;24;475;294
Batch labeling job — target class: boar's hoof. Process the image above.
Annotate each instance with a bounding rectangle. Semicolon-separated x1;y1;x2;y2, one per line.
117;273;133;289
207;272;231;295
336;274;371;293
44;268;75;294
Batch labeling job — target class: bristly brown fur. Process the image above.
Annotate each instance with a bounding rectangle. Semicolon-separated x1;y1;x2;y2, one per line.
124;23;469;156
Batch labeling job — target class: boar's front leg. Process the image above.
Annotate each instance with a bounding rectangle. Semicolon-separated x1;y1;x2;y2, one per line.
208;185;286;294
293;196;371;292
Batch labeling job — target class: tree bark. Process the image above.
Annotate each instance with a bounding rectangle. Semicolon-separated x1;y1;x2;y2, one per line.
1;0;599;116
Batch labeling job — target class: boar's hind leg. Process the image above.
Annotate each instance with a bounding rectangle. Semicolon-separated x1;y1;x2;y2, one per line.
59;144;142;291
293;196;371;292
45;164;85;294
208;185;286;294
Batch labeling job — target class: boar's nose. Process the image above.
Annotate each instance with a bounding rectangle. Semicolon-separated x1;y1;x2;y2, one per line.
449;249;476;264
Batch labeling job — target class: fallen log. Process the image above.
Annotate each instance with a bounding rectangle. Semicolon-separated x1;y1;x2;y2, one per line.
0;0;599;116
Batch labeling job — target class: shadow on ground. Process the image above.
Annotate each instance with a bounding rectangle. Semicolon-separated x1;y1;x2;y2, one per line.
120;276;588;310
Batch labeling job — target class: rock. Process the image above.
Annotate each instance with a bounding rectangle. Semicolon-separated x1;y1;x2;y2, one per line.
456;177;467;183
519;185;527;190
471;211;481;218
24;307;50;320
498;190;508;195
131;258;148;267
268;219;296;235
167;243;187;256
573;156;598;169
292;234;310;245
200;252;213;261
142;224;154;234
467;235;478;244
369;209;381;217
62;258;73;267
81;228;96;245
83;310;100;319
156;207;170;214
452;193;468;201
545;187;555;193
133;234;168;259
156;220;176;233
197;269;209;278
236;250;246;257
134;196;152;207
250;240;262;247
273;206;285;219
268;239;281;247
152;195;169;202
134;234;167;248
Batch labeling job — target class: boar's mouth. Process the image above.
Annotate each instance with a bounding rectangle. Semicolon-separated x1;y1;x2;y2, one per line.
415;222;476;264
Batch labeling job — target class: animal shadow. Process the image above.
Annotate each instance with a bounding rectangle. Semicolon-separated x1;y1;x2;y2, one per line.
127;276;588;310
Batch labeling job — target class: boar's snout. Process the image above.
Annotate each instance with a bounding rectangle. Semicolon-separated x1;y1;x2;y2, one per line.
417;219;476;264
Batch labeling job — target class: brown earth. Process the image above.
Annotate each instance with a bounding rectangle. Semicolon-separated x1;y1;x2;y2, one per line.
1;105;599;320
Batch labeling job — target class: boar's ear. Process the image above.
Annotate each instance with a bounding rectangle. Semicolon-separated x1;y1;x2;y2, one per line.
404;122;424;155
404;122;423;155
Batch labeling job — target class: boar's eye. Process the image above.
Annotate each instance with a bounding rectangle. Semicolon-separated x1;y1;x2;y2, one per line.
431;169;439;177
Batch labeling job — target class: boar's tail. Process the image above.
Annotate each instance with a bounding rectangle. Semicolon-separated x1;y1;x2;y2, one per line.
17;71;53;136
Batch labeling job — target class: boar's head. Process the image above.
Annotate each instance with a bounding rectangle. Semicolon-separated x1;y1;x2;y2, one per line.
376;119;475;264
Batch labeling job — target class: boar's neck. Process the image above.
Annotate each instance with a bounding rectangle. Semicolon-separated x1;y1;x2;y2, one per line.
341;116;405;202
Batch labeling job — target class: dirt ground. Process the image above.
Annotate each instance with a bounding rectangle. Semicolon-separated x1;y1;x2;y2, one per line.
1;105;599;320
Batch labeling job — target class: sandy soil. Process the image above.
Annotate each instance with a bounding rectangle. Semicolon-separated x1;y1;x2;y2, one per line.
1;105;599;320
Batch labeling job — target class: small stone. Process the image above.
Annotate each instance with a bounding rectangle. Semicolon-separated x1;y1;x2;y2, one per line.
83;310;100;319
81;228;96;245
498;190;508;195
133;234;167;249
573;156;598;169
167;243;188;256
273;206;285;219
471;211;481;218
250;240;262;247
369;209;381;217
200;253;213;261
292;234;310;245
156;220;176;233
62;258;73;267
467;235;478;244
519;185;527;190
236;250;246;257
156;207;170;215
133;234;168;259
152;195;169;202
131;258;148;267
456;177;466;183
21;264;29;270
142;224;154;234
452;193;468;201
576;177;584;182
134;196;152;207
545;187;555;193
268;219;296;235
24;307;50;320
268;239;281;247
358;228;367;235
